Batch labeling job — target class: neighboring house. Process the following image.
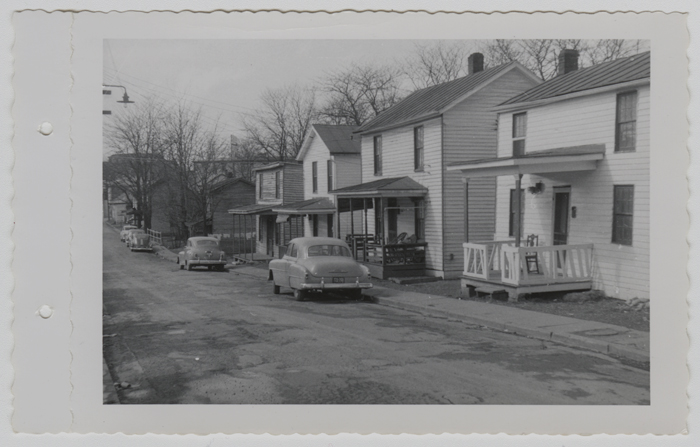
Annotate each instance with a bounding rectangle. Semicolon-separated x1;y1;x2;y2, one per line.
331;53;542;279
106;186;131;225
448;50;650;301
290;124;362;239
208;177;256;254
228;161;304;259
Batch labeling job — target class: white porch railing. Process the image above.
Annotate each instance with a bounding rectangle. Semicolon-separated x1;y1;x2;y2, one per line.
463;241;593;286
146;228;162;246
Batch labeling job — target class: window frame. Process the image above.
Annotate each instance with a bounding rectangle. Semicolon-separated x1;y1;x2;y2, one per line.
512;112;527;157
615;91;638;153
258;173;263;199
612;185;634;245
373;135;383;176
275;171;281;199
327;159;334;191
414;126;424;171
312;161;318;193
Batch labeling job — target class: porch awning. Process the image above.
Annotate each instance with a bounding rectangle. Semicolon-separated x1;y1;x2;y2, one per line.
446;144;606;179
271;197;336;215
228;203;274;215
330;176;428;198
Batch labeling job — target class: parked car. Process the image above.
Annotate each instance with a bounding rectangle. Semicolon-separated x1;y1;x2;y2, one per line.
120;225;138;242
124;228;146;246
128;231;152;252
269;237;373;301
177;237;227;271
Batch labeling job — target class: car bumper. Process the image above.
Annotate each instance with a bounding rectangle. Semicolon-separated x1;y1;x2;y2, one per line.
188;259;227;266
299;281;373;290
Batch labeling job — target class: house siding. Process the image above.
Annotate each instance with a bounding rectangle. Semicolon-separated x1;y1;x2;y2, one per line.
211;181;256;236
494;85;650;300
442;69;541;278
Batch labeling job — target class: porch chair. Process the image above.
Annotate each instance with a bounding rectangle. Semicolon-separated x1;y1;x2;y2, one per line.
524;234;540;274
385;232;407;264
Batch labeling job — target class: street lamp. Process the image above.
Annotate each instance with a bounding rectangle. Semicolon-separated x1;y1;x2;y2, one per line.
103;84;135;106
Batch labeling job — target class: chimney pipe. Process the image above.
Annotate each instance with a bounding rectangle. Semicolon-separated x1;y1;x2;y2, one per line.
558;49;579;76
468;53;484;75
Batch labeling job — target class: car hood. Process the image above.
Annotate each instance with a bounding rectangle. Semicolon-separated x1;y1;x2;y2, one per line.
297;257;366;277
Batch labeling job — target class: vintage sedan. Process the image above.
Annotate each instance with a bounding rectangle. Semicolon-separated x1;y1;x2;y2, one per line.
119;225;138;242
124;228;146;246
177;237;227;271
128;230;152;252
269;237;373;301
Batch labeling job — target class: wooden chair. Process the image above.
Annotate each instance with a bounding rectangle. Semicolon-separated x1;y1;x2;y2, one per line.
524;234;540;274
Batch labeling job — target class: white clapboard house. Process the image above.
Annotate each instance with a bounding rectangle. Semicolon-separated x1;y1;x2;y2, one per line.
448;50;650;301
330;53;542;279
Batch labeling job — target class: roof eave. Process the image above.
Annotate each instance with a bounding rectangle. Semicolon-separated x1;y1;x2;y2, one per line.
356;112;442;136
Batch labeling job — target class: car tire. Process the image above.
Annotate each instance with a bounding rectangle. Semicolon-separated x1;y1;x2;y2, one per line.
348;289;363;301
293;288;305;301
186;261;192;271
273;283;280;295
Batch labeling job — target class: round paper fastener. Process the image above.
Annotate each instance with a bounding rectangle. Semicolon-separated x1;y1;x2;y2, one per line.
38;305;53;319
38;122;53;136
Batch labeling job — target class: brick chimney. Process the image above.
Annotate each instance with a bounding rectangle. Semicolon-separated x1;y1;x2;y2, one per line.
468;52;484;75
558;49;579;76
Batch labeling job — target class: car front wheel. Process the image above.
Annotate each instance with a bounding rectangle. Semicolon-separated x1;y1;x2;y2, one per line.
273;283;280;295
186;261;192;271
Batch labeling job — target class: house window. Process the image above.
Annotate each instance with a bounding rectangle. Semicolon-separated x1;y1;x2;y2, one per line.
312;161;318;193
508;189;525;237
374;135;383;175
414;126;424;171
414;199;425;240
312;214;319;237
327;160;334;191
103;90;111;95
512;112;527;157
612;185;634;245
275;171;281;199
616;91;638;152
258;173;263;199
327;214;334;238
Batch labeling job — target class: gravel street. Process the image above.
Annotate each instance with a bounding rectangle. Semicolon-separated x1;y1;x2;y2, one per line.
103;222;649;405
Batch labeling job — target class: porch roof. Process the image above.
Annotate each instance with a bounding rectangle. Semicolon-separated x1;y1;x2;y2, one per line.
446;144;606;178
271;197;336;215
228;203;275;215
330;176;428;198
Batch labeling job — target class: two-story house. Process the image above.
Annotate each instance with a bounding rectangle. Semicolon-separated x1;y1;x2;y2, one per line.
285;124;363;240
448;50;650;301
228;161;304;259
330;53;542;279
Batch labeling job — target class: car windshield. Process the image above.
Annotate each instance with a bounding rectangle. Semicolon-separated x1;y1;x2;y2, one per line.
307;244;352;257
195;240;219;247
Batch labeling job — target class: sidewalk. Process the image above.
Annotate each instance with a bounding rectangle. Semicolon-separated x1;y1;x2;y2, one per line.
229;264;649;363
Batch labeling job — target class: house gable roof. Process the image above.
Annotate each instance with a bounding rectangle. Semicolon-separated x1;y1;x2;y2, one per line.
330;176;427;196
271;197;337;215
500;51;650;107
296;124;361;161
356;62;540;135
210;177;254;193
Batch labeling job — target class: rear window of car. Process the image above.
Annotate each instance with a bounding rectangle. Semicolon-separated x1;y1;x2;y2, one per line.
307;245;351;257
195;240;219;247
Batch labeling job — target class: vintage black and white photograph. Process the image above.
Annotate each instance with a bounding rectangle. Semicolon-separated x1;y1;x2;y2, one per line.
101;37;653;405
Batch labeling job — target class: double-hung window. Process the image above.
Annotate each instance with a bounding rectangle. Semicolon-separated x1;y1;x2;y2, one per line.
258;173;263;199
512;112;527;157
612;185;634;245
327;160;333;191
374;135;383;175
312;162;318;193
414;126;424;171
615;91;637;152
275;171;281;199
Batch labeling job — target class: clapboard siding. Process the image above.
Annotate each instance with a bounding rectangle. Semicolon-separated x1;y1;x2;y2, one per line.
334;153;363;189
211;181;256;236
282;164;304;204
494;85;649;300
361;116;443;274
442;69;541;277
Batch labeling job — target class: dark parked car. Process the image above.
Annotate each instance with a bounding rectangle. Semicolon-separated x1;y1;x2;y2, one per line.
177;237;227;271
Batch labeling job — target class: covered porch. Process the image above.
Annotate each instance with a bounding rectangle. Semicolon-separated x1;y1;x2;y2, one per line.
447;144;605;300
331;177;428;279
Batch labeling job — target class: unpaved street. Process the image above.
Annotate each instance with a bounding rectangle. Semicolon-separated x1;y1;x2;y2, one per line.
103;223;649;405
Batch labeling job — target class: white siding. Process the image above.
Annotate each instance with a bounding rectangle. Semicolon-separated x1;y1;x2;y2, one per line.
494;85;650;300
361;116;444;275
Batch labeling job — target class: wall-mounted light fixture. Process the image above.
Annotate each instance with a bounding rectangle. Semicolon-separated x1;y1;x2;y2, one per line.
527;181;544;195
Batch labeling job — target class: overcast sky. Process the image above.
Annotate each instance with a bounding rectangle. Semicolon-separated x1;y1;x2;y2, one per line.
103;39;452;137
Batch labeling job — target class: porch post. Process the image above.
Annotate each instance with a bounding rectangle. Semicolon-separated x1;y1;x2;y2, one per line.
463;178;469;242
349;198;355;258
243;214;248;260
514;174;523;248
363;199;369;262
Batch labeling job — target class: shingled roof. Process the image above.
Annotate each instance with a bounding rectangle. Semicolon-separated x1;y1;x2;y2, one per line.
357;62;533;134
500;51;650;106
313;124;361;154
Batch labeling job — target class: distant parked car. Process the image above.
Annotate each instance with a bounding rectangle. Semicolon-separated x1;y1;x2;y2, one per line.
177;237;227;271
128;231;152;252
269;237;373;301
120;225;138;242
124;228;146;246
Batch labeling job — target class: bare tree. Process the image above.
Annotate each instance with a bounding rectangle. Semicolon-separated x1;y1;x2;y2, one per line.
243;84;318;161
403;41;474;89
318;63;403;126
104;98;166;229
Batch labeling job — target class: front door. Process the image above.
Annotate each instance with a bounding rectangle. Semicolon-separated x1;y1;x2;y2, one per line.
387;198;398;243
266;216;275;256
553;188;570;245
